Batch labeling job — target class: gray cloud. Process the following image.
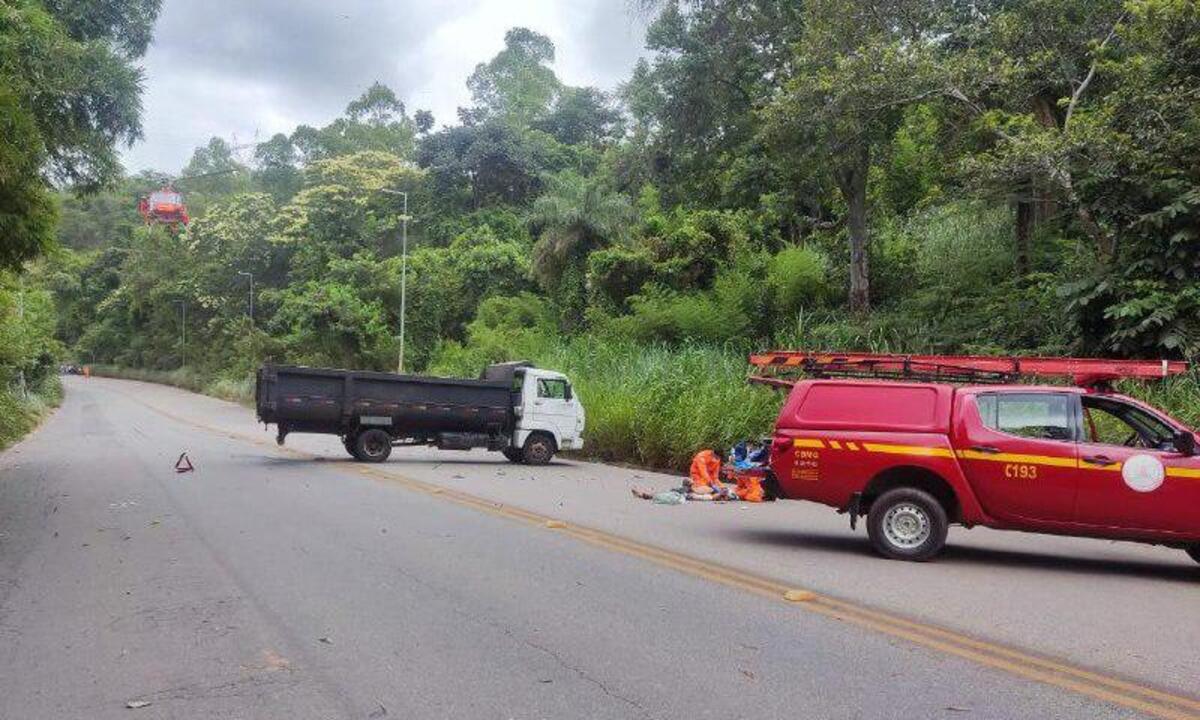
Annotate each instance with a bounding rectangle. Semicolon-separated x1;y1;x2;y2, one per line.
123;0;649;172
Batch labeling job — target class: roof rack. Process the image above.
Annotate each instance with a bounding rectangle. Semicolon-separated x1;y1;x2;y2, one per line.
748;351;1189;389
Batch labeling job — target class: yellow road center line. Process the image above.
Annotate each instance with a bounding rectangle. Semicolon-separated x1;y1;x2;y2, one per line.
109;383;1200;720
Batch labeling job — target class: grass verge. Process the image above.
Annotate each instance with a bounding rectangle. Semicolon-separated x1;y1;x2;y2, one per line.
89;366;255;405
0;375;64;452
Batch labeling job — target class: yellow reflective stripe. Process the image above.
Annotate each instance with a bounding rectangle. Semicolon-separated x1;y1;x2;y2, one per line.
1167;467;1200;479
846;441;861;452
863;443;954;459
793;438;825;449
956;450;1078;468
828;440;843;450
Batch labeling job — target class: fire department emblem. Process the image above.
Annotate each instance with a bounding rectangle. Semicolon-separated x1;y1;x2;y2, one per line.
1122;454;1165;493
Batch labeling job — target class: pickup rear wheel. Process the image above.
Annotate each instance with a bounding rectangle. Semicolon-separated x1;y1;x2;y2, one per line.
354;429;393;463
521;433;555;465
867;487;949;562
1186;545;1200;565
502;447;524;464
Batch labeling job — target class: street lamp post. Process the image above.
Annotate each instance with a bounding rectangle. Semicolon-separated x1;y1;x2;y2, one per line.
237;271;254;323
380;189;410;374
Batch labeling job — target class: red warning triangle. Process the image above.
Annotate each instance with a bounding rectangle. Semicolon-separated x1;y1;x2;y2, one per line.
174;452;194;473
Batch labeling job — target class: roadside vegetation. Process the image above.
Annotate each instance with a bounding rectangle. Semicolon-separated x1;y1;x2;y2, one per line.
4;1;1200;468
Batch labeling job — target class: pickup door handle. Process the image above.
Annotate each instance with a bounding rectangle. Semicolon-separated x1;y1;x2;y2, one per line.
1082;455;1116;466
969;445;1001;455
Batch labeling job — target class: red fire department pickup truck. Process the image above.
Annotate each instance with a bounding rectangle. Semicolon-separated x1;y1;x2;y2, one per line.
752;352;1200;562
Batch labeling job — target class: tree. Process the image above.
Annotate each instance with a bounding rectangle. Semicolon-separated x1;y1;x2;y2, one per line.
763;0;946;312
530;171;633;327
0;0;161;270
253;133;301;201
534;87;621;147
465;27;561;125
619;1;805;208
292;82;417;162
952;0;1128;270
181;137;249;196
414;109;435;135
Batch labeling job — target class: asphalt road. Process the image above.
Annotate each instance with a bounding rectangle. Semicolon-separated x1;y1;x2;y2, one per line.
0;376;1197;719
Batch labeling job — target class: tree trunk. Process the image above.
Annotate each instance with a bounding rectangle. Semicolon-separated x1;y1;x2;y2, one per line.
836;146;871;314
1014;189;1033;277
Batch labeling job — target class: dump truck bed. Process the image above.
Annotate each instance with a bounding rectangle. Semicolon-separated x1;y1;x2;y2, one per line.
256;365;514;437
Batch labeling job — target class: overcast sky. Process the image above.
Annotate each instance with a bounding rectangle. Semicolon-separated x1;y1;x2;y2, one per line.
122;0;650;173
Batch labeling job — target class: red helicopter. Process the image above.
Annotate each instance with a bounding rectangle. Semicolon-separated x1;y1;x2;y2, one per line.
135;167;241;229
137;184;190;227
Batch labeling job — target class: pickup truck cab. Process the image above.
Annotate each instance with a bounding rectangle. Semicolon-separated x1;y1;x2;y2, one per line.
769;379;1200;562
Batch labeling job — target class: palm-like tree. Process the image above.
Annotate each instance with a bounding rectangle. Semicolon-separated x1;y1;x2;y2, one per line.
530;171;632;326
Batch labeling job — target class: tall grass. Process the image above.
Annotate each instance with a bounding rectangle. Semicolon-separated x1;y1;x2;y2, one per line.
1121;374;1200;430
90;366;255;405
0;375;62;451
538;337;780;470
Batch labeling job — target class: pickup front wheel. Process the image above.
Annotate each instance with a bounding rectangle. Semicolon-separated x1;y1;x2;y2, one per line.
353;429;393;463
866;487;949;562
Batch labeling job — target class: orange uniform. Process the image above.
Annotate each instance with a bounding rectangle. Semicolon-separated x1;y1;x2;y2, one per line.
687;449;724;494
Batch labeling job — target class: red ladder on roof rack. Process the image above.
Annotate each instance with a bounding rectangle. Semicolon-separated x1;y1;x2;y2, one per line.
747;351;1189;389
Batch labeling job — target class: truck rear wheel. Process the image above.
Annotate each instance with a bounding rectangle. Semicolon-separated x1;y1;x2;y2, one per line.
354;429;393;463
343;436;360;460
521;433;555;465
1186;545;1200;565
866;487;948;562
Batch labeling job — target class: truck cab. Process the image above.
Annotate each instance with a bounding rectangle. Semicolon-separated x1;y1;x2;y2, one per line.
510;366;586;457
760;356;1200;565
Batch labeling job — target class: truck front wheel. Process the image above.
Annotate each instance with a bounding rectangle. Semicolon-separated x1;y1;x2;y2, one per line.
1186;545;1200;565
521;433;555;465
354;429;393;463
866;487;949;562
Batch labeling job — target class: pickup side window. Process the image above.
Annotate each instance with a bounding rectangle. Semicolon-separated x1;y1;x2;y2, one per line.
537;378;568;400
976;393;1074;441
1082;396;1176;450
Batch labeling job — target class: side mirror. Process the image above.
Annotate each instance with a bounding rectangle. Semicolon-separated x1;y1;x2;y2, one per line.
1172;431;1196;457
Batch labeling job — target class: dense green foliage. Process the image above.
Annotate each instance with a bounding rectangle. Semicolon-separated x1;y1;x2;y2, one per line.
0;0;157;445
11;2;1200;467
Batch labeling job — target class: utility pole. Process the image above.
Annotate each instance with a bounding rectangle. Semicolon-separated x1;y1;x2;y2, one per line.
380;188;409;374
16;276;26;399
237;271;254;323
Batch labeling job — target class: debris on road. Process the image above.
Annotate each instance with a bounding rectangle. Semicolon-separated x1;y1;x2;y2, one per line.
125;699;151;709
